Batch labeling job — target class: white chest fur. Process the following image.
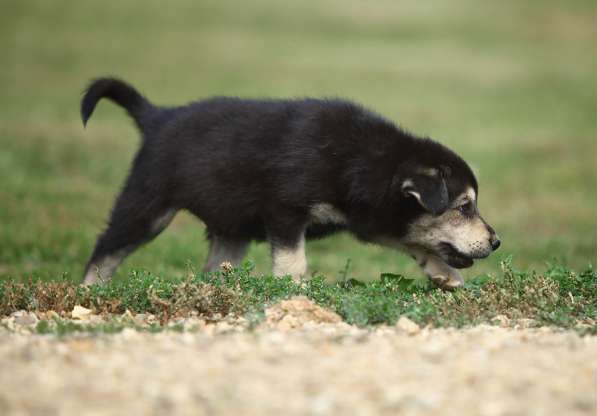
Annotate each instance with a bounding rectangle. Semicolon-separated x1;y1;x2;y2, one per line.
309;203;347;225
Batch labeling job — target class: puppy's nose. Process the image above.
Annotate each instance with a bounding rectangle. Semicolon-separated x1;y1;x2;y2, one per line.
490;235;501;251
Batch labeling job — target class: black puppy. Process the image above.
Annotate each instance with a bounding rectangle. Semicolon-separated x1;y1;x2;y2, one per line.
81;78;500;289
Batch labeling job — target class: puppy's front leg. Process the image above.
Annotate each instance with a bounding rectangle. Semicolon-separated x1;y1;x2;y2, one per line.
409;248;464;290
271;232;307;283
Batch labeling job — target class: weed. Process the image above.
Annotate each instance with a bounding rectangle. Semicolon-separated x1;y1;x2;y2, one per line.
35;320;52;335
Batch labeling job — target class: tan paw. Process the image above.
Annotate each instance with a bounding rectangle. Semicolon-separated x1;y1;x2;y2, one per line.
430;274;464;291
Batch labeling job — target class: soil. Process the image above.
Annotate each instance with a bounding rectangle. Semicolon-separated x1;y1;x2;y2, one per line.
1;297;596;416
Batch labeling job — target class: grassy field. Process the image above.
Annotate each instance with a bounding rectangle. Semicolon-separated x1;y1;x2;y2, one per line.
1;0;596;284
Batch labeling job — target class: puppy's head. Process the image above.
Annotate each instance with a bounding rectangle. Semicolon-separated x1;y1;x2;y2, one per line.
395;143;500;269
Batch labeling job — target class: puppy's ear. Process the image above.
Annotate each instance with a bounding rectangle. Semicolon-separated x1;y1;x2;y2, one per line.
400;175;449;215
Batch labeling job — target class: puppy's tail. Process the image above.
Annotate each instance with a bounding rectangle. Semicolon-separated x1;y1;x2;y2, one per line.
81;77;153;129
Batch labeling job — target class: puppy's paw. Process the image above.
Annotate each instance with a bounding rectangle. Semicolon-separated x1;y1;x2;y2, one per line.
291;274;309;289
429;274;464;291
82;272;101;286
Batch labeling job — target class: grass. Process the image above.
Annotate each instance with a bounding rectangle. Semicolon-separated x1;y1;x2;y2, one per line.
33;318;166;337
2;261;595;334
0;0;596;331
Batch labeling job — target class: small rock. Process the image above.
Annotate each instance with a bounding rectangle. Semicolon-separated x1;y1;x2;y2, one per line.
13;311;38;326
71;305;93;320
134;313;147;325
396;316;420;335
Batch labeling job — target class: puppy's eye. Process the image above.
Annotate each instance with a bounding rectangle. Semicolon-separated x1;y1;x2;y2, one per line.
458;202;473;215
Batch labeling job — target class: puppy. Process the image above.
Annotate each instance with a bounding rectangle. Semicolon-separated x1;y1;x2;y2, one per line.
81;78;500;289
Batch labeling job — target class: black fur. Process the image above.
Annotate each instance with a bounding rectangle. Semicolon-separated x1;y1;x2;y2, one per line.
82;77;478;276
81;77;152;129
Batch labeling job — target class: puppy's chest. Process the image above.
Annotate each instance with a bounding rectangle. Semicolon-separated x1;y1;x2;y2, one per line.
309;203;347;225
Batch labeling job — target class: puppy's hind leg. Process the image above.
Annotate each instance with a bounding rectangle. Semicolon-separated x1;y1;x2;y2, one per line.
408;247;464;290
83;185;177;285
203;235;249;273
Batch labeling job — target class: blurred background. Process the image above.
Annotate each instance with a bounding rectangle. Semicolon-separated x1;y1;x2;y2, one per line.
1;0;595;282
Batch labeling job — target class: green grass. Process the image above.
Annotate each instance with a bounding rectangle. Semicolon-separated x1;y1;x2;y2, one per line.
2;262;595;333
32;315;184;336
1;1;596;287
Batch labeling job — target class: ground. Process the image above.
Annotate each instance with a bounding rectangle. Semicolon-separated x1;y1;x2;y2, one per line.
1;300;596;416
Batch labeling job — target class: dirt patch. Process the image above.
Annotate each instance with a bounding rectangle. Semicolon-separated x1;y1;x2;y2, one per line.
0;311;595;415
263;296;342;329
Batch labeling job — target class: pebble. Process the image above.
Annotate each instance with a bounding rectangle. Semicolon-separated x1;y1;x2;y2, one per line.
12;311;39;326
396;316;420;335
71;305;93;320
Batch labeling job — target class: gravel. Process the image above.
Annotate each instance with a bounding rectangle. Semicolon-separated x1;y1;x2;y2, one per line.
0;302;596;416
